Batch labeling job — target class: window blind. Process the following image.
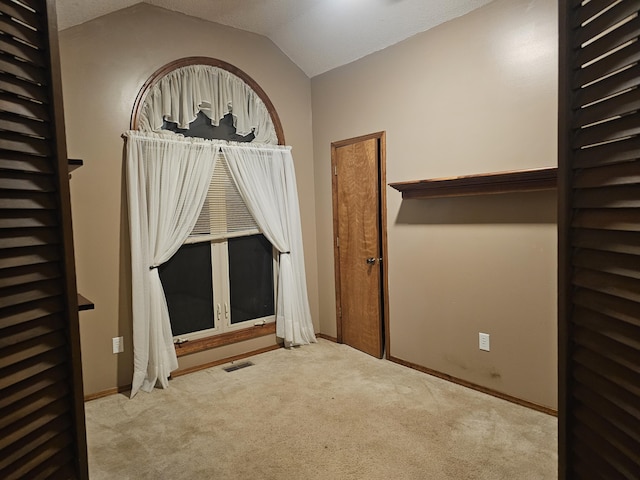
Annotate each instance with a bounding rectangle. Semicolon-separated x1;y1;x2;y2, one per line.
189;154;259;240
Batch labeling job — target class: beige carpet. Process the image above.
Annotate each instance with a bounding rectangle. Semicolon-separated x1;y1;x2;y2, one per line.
85;339;557;479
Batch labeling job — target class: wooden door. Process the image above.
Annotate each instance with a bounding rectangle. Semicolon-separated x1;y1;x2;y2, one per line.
332;133;388;358
0;1;88;478
558;1;640;478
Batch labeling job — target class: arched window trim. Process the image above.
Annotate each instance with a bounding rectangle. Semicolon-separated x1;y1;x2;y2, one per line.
130;57;285;145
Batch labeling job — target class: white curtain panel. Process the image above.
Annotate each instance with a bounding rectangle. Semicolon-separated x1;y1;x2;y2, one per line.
125;131;218;397
138;65;278;144
222;144;316;346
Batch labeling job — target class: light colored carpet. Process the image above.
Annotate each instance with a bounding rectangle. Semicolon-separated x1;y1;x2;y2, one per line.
85;339;557;479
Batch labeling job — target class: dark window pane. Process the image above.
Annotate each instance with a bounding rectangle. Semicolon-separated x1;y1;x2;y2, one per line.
228;234;275;324
159;243;214;336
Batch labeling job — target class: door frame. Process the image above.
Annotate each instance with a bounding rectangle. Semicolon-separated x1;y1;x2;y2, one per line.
331;131;390;358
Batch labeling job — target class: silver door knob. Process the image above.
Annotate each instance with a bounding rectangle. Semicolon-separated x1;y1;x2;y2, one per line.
366;257;376;265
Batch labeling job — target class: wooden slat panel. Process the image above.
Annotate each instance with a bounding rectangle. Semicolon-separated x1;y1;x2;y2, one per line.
573;290;640;334
0;131;51;155
0;348;68;391
0;381;68;430
0;245;60;270
0;364;67;411
0;34;46;67
0;2;44;32
3;431;74;480
0;210;58;230
574;306;640;352
572;208;640;231
0;171;56;192
0;262;60;290
573;364;640;423
0;191;56;209
0;416;70;472
0;90;49;121
0;111;51;138
574;248;640;280
0;2;87;478
574;0;618;28
574;184;640;208
0;397;70;451
0;71;48;103
0;151;52;174
574;404;639;471
572;423;639;479
0;15;44;50
10;0;45;14
575;136;640;168
575;1;639;47
574;323;640;372
573;439;628;480
0;53;46;86
572;228;640;256
560;2;640;478
574;161;640;188
574;385;640;444
575;87;640;128
576;62;640;108
576;13;640;67
574;347;640;397
0;227;59;249
19;446;74;480
0;332;66;371
0;312;64;348
573;269;640;306
573;113;640;149
576;39;640;87
0;278;63;309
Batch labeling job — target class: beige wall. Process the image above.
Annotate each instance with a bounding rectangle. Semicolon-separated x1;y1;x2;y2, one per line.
311;0;558;408
59;4;318;396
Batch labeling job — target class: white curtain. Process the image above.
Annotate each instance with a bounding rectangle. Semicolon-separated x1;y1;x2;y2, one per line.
222;144;316;346
138;65;278;144
125;131;218;397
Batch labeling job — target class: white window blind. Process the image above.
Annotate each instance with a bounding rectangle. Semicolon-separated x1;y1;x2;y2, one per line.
189;153;259;241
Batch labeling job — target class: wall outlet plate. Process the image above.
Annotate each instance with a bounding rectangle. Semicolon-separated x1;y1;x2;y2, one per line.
479;332;490;352
112;336;124;354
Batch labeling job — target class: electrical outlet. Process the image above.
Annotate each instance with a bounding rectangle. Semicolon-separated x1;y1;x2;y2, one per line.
112;336;124;354
479;332;490;352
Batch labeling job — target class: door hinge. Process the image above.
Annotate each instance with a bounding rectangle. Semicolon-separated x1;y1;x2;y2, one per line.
339;306;342;318
334;165;337;176
336;237;339;248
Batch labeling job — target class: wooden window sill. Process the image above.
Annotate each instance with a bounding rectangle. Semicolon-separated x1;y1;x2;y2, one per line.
174;322;276;357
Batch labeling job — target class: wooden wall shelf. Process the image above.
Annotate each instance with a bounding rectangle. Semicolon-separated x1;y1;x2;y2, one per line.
77;293;94;311
389;167;557;199
68;158;83;172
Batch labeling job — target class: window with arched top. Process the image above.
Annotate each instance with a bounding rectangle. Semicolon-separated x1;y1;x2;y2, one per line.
130;58;284;347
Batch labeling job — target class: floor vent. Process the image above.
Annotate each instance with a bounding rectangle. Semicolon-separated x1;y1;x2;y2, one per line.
223;361;254;372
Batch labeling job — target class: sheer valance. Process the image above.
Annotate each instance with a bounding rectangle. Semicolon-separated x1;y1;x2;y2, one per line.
137;65;278;144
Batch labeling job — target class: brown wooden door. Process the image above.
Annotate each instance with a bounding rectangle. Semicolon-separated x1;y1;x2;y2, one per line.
0;1;88;478
332;133;387;358
558;1;640;478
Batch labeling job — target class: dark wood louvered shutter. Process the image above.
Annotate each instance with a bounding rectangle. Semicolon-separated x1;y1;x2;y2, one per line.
0;0;88;479
559;1;640;479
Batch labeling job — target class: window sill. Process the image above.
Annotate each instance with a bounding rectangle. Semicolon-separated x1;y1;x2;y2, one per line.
174;322;276;357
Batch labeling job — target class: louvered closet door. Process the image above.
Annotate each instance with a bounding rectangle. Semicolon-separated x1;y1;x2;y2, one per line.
0;1;88;479
559;1;640;479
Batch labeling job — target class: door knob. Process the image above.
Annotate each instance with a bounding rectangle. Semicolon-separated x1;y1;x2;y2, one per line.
366;257;376;265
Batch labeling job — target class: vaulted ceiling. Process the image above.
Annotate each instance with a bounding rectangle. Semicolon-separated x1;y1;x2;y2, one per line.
54;0;495;77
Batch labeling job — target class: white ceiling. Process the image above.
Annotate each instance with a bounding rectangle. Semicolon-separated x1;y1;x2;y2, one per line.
55;0;495;78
